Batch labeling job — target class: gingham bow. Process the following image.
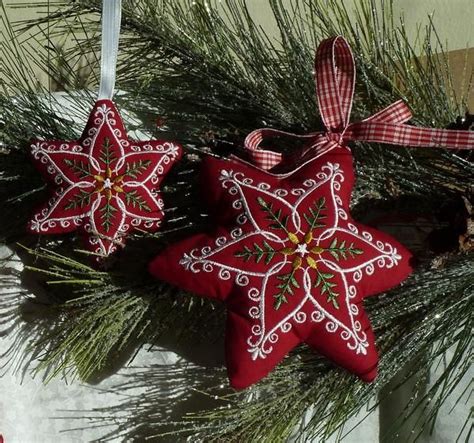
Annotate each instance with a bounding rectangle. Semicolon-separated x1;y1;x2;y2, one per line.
245;36;474;171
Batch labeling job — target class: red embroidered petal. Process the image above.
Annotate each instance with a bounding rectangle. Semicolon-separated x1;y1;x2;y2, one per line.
85;193;128;253
115;140;182;181
28;184;95;234
118;183;164;229
30;141;96;185
81;101;128;173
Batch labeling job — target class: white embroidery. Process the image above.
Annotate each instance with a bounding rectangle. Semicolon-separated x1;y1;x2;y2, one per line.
180;160;401;359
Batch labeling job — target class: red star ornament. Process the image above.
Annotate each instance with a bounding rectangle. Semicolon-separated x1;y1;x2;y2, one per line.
29;99;182;260
149;152;412;389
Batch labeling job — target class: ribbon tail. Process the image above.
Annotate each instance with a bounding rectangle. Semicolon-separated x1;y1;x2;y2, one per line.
245;128;322;171
346;121;474;150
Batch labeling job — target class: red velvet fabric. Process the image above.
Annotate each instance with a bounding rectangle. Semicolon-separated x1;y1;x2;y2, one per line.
149;149;412;389
29;99;182;261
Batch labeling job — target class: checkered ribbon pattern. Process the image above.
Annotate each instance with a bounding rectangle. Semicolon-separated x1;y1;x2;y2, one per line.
244;36;474;171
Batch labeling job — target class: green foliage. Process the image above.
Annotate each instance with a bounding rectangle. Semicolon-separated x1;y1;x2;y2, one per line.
64;158;93;179
100;137;116;166
124;189;151;212
314;269;339;308
53;255;472;443
100;200;118;231
0;0;472;441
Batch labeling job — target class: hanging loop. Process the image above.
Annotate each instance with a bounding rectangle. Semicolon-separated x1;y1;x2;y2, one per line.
98;0;122;100
244;36;473;171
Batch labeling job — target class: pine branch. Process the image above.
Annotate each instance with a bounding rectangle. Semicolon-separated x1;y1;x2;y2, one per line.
1;246;224;383
60;255;472;442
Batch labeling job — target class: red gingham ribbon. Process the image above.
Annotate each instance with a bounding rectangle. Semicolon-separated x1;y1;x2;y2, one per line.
245;36;474;171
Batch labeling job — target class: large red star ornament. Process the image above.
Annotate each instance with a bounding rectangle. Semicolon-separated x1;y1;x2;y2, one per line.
149;34;473;389
149;153;413;388
28;99;182;260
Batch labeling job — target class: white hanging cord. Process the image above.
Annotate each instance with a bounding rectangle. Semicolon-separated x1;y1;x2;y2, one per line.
98;0;122;100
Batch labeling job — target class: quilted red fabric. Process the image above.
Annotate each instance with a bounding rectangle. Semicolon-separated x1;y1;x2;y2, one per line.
149;151;413;389
28;99;182;261
149;34;471;388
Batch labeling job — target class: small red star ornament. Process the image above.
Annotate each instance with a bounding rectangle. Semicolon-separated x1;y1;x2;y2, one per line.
28;99;182;261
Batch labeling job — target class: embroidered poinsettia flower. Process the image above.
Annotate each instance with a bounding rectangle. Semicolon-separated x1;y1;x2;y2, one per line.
149;153;412;389
29;100;182;261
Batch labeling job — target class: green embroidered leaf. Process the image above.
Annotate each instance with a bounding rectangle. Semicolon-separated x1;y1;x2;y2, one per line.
304;197;327;230
124;190;152;212
254;243;264;263
325;238;364;261
328;295;340;309
125;160;152;179
257;196;288;231
235;245;252;262
263;241;276;264
274;268;300;309
100;200;118;232
100;137;116;166
323;273;334;278
64;159;92;179
234;240;277;264
291;275;300;288
348;242;364;257
64;189;93;210
273;294;287;310
314;269;339;309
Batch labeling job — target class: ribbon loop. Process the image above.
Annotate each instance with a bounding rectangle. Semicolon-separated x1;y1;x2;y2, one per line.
244;35;473;172
98;0;122;100
315;36;355;133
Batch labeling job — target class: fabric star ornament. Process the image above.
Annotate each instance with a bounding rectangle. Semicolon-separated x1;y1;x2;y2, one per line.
149;35;473;389
149;153;413;388
29;99;182;261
